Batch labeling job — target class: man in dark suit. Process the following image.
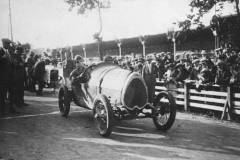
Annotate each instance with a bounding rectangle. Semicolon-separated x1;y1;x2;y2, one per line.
25;51;36;91
142;54;157;104
14;46;29;107
0;38;19;115
32;54;46;96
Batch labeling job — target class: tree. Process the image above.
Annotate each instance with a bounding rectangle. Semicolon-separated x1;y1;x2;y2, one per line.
177;0;240;50
65;0;110;60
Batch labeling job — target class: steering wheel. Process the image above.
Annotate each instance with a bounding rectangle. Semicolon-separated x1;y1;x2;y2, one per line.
82;64;96;75
78;64;96;83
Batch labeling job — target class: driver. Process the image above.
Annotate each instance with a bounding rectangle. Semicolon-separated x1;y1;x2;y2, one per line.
70;55;89;85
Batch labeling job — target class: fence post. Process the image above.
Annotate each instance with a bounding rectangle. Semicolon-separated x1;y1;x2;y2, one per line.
227;86;233;120
221;86;233;120
184;82;190;111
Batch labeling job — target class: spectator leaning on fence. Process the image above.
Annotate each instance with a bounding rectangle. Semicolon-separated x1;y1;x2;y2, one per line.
188;59;200;81
156;52;167;81
229;55;240;86
215;60;230;86
173;63;189;83
184;58;192;75
163;63;175;82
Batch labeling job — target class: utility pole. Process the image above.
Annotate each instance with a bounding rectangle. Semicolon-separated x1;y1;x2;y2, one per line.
115;39;123;57
82;44;87;60
167;28;179;61
9;0;13;41
139;35;148;57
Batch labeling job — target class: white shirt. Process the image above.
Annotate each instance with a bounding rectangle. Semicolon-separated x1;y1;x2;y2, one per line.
147;62;151;73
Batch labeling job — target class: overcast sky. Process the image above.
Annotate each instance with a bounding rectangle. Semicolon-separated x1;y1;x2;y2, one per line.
0;0;236;49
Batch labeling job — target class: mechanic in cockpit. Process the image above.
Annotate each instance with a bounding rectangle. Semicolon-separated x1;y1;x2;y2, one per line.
69;55;90;85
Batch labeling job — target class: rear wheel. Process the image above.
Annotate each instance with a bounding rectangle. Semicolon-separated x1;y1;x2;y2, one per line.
153;91;176;131
93;94;113;137
58;86;71;117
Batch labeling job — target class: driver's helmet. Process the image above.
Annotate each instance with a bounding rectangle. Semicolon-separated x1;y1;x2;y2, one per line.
74;55;84;62
103;55;113;62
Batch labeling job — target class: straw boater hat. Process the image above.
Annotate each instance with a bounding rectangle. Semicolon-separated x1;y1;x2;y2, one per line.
192;59;200;64
200;68;210;74
174;63;184;69
156;53;161;57
216;60;226;66
138;57;145;63
201;50;207;55
215;48;223;52
190;52;196;55
132;58;138;62
160;52;165;57
200;57;207;64
117;57;123;61
146;54;154;61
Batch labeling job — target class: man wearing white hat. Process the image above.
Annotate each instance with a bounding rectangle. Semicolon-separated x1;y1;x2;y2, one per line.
142;54;157;104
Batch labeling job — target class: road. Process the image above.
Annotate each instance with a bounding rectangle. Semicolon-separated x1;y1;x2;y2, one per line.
1;89;240;160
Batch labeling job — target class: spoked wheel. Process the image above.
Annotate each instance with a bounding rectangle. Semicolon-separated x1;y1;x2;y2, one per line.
58;86;71;117
153;91;176;131
93;94;113;137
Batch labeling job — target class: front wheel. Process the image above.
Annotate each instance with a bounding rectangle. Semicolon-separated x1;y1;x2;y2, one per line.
58;86;71;117
153;91;176;131
93;94;113;137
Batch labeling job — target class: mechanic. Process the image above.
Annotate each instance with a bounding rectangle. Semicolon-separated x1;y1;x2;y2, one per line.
62;51;75;85
25;51;36;91
32;54;46;96
14;46;29;107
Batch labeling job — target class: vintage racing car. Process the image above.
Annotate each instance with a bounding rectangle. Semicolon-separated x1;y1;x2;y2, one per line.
43;64;63;89
58;62;176;137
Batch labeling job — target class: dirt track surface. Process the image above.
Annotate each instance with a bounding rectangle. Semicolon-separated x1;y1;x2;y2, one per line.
1;89;240;160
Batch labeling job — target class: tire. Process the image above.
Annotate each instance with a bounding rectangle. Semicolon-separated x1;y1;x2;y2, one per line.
153;91;176;131
58;86;71;117
93;94;113;137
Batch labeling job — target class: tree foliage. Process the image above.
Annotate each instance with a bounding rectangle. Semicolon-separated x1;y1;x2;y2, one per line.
177;0;240;49
64;0;110;60
65;0;110;14
178;0;239;30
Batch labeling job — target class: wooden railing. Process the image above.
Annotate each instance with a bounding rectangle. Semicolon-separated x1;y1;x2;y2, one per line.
155;80;240;120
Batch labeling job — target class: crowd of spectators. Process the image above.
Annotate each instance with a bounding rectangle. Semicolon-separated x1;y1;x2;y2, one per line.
105;47;240;91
